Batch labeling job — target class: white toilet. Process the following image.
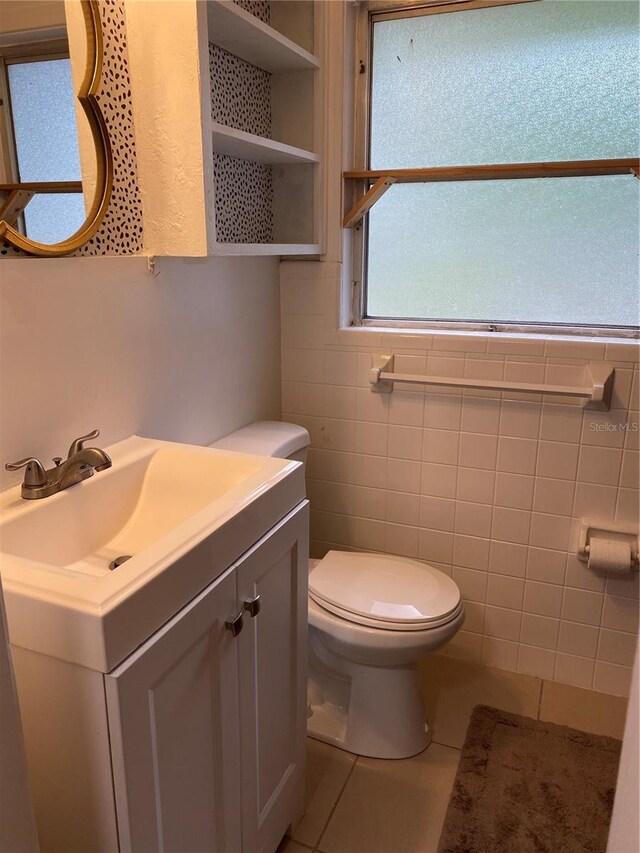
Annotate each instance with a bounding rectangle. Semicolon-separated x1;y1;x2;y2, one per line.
210;421;465;759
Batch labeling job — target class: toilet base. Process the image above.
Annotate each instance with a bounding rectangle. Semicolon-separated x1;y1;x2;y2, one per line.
308;702;432;760
307;655;432;759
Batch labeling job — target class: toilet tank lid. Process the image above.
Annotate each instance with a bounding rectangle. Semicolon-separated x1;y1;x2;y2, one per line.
209;421;310;458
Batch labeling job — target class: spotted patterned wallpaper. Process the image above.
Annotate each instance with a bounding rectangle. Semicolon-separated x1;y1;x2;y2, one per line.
1;0;143;258
214;155;273;243
75;0;143;255
210;0;274;244
210;44;271;137
233;1;270;24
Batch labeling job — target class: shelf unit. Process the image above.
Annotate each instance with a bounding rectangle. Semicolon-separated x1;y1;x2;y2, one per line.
211;122;318;165
206;0;319;72
212;241;322;256
204;0;323;256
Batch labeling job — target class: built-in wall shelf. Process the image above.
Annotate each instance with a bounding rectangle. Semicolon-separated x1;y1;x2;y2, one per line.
206;0;319;72
212;242;322;256
123;0;324;256
211;122;318;165
205;0;323;256
202;0;323;256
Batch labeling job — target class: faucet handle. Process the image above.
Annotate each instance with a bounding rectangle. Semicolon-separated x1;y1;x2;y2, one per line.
5;457;47;487
67;429;100;458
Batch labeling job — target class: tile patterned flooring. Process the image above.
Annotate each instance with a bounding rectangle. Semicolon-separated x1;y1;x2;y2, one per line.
279;656;628;853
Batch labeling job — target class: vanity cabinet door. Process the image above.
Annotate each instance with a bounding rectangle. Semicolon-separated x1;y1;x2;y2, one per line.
105;566;242;853
236;502;309;853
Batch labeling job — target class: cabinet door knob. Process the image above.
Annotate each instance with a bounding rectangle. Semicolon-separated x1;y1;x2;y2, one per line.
243;594;261;618
225;612;244;637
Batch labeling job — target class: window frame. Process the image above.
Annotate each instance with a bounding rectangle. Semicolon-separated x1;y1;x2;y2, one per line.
350;0;640;339
0;38;70;182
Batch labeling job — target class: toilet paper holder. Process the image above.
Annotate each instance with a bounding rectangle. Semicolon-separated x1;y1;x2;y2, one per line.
577;518;639;568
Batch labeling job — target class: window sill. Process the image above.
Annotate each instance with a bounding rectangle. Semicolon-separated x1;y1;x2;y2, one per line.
335;323;640;363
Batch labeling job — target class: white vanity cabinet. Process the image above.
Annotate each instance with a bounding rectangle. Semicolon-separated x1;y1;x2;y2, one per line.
104;566;242;853
235;512;309;853
12;501;309;853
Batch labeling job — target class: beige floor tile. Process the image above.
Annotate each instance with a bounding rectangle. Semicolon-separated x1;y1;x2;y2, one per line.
318;743;460;853
277;837;313;853
539;680;629;739
418;654;542;748
292;738;356;848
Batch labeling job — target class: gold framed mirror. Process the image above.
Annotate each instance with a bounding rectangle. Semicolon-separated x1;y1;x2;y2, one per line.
0;0;113;257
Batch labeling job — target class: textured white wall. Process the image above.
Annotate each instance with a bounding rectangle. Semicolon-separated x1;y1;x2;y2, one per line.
0;254;281;490
0;0;65;33
124;0;210;256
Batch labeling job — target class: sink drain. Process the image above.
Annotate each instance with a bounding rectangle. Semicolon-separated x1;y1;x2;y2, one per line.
109;555;133;570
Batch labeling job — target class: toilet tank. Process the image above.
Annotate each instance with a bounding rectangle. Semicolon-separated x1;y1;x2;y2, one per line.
208;421;310;468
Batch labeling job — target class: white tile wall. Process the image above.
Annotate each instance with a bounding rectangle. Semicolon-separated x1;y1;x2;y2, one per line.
280;262;640;698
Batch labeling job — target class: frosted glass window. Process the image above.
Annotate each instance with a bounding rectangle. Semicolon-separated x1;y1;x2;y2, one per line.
22;194;86;245
7;58;84;242
365;1;640;328
370;1;639;168
367;176;640;327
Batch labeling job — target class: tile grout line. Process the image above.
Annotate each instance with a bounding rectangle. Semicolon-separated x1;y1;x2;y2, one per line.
518;395;548;678
431;738;463;752
537;677;545;719
312;754;360;853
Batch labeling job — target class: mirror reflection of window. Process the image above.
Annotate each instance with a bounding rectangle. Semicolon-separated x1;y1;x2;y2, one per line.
5;55;85;243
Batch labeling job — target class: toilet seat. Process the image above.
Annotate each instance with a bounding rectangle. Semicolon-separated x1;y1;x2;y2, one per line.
309;551;462;632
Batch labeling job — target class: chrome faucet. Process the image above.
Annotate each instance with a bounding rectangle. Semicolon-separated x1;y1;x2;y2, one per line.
5;430;112;500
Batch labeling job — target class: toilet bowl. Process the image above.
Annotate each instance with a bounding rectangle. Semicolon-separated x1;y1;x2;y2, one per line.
209;421;465;759
307;551;464;758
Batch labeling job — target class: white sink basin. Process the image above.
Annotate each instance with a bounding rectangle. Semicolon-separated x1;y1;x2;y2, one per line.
2;442;266;574
0;436;305;671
